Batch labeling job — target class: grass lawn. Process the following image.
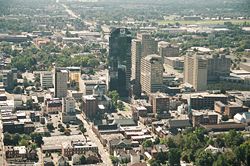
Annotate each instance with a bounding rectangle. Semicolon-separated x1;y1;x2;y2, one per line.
157;19;250;25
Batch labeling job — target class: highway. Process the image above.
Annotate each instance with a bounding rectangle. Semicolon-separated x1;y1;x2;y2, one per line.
61;4;80;19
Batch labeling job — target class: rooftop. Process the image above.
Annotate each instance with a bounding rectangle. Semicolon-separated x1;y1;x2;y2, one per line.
82;95;96;100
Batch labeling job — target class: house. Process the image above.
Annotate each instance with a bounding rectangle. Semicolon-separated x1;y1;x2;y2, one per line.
167;119;191;129
112;118;137;127
129;163;147;166
108;138;132;155
71;154;81;165
205;145;225;154
114;149;132;163
55;155;69;166
5;146;38;162
44;157;55;166
192;110;218;127
5;146;26;159
62;140;98;158
84;151;101;164
234;113;245;123
151;144;168;158
243;112;250;124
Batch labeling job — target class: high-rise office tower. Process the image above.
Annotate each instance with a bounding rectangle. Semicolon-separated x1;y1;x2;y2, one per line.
108;28;132;97
61;97;76;123
40;71;53;89
207;54;231;82
158;41;179;58
54;68;68;98
184;54;208;91
62;97;75;114
137;33;158;57
141;54;163;94
131;33;157;97
82;95;98;119
149;92;170;115
1;69;15;90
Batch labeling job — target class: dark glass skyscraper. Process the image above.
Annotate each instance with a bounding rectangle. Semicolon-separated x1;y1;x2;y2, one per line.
108;28;132;97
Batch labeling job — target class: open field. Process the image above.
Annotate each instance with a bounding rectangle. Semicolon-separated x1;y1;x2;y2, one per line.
158;19;250;25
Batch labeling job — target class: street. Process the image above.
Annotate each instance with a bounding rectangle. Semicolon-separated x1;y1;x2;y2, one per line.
76;114;112;166
0;112;6;166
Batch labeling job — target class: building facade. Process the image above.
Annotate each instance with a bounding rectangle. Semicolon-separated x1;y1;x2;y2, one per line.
207;54;231;82
141;54;163;94
131;33;157;97
158;41;179;58
108;28;131;97
40;71;53;89
54;68;68;98
184;54;208;91
149;93;170;117
82;95;98;119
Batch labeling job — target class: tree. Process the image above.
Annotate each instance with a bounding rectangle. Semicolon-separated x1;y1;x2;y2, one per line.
166;137;177;148
142;139;153;148
168;148;181;166
47;123;54;131
3;133;13;145
117;101;125;111
234;141;250;166
224;130;244;148
23;77;29;88
30;143;37;150
58;123;63;128
64;128;71;136
30;132;43;147
79;124;87;134
110;155;119;165
195;150;215;166
26;99;33;109
181;149;195;163
19;138;29;146
80;155;87;164
221;115;229;121
13;86;23;94
59;126;65;132
34;75;40;83
87;58;99;68
156;151;168;164
154;137;160;145
214;137;225;148
12;133;21;145
34;82;40;89
108;90;119;109
149;159;161;166
213;151;239;166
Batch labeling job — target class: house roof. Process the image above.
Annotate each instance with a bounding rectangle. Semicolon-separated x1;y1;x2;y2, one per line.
112;118;137;126
167;119;191;128
243;112;250;119
109;138;132;146
154;144;168;152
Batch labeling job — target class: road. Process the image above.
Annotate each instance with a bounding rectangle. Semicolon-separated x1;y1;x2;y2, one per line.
76;114;112;166
60;3;95;27
0;111;6;166
163;64;184;79
61;4;80;19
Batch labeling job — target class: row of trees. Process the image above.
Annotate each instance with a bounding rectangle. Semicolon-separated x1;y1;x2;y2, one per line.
146;128;250;166
154;23;250;55
4;132;44;149
107;90;126;111
6;42;103;72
